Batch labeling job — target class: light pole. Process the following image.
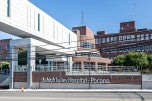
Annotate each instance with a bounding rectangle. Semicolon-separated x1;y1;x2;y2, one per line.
140;51;143;90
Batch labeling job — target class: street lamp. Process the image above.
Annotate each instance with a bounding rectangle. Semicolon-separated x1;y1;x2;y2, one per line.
140;51;143;90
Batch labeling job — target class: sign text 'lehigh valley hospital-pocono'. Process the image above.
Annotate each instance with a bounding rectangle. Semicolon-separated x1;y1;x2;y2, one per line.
42;77;110;84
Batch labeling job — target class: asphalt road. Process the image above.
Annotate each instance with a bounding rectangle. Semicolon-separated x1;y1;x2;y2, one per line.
0;91;152;101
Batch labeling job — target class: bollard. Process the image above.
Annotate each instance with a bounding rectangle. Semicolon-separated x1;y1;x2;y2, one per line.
21;85;24;92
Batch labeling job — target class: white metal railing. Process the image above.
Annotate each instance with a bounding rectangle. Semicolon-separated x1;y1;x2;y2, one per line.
15;65;139;74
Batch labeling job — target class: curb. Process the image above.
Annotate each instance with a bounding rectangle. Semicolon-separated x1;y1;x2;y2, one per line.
0;89;152;93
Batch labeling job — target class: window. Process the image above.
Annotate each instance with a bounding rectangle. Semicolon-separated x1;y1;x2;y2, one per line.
99;38;102;43
110;37;114;42
102;38;105;43
137;45;144;51
119;36;123;42
7;0;10;17
106;37;109;43
131;46;135;51
118;47;123;52
123;46;128;52
73;62;81;71
141;34;144;40
6;44;9;50
144;45;149;51
38;13;40;31
113;37;117;42
150;34;152;39
126;35;130;41
150;45;152;50
123;35;127;41
131;35;135;41
145;34;149;40
0;45;2;51
95;38;99;44
125;46;131;52
111;47;117;53
80;42;94;49
137;35;140;41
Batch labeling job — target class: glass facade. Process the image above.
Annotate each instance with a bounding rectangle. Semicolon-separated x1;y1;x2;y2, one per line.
80;42;94;49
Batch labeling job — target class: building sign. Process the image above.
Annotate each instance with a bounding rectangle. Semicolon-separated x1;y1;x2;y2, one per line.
42;77;110;84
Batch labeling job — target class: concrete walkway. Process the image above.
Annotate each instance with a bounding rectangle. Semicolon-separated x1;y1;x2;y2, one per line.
0;89;152;93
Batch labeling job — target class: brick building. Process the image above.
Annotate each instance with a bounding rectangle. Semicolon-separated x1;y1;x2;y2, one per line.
72;26;111;71
0;39;11;61
95;21;152;59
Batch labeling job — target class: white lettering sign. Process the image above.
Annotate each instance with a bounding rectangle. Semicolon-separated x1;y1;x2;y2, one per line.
42;77;110;84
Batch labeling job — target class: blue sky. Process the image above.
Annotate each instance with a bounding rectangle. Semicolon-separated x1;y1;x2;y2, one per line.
1;0;152;39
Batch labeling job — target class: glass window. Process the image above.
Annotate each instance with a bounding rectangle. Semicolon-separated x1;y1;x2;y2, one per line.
81;42;93;49
126;35;130;41
113;37;117;42
141;34;144;40
145;34;149;40
73;62;81;71
6;44;9;50
137;45;144;51
131;46;135;51
110;37;114;42
150;34;152;39
95;38;99;44
102;38;105;43
123;35;127;41
38;13;40;31
99;38;102;43
111;47;117;53
119;36;123;42
150;45;152;50
145;45;149;51
118;47;123;52
7;0;10;17
106;37;109;43
0;46;2;51
131;35;135;41
137;35;141;41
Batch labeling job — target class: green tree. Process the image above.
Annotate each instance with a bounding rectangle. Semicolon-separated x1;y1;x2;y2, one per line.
140;53;148;70
113;55;125;66
124;52;140;67
0;61;9;69
147;54;152;70
113;52;149;71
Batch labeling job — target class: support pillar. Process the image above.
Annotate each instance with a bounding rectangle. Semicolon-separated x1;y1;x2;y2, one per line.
81;62;84;72
68;57;72;73
9;46;18;89
95;62;98;72
27;44;35;89
105;64;108;71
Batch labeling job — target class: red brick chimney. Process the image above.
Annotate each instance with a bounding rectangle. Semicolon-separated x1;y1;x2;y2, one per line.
120;21;136;33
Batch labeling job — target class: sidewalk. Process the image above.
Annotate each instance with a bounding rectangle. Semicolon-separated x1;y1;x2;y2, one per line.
0;89;152;93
